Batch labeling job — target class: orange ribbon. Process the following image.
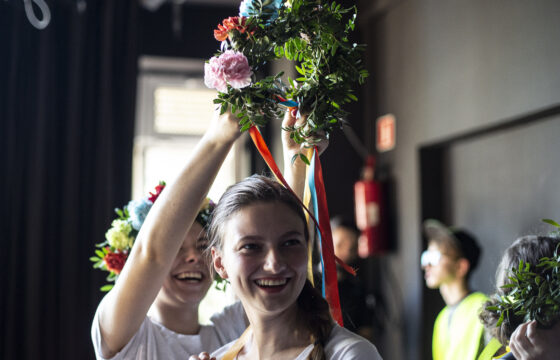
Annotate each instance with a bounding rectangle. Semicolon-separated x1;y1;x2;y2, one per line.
248;125;353;326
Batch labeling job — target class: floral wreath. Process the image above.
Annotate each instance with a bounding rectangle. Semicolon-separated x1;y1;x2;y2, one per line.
205;0;368;159
90;182;224;291
486;219;560;329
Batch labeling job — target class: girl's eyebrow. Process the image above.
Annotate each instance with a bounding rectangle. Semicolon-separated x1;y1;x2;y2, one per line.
236;234;263;242
279;230;305;238
237;230;304;240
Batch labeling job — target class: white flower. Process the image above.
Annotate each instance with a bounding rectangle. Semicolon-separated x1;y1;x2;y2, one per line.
105;219;134;250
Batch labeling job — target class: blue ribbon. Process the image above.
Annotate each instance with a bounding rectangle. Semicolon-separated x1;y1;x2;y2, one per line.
307;150;326;297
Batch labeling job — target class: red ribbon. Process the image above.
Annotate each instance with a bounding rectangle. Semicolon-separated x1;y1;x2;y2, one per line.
310;146;343;325
248;126;353;326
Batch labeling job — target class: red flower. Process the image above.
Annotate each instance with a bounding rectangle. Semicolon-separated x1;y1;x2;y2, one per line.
214;16;253;41
214;24;230;42
103;249;128;274
148;183;165;203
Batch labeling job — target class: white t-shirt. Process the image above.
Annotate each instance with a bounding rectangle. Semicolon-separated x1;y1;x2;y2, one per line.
211;324;382;360
91;301;247;360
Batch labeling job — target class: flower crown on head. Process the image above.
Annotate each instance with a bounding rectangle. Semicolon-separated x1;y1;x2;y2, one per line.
196;197;216;229
90;182;218;292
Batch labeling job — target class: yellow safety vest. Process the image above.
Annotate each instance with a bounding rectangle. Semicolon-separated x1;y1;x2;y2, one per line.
433;292;488;360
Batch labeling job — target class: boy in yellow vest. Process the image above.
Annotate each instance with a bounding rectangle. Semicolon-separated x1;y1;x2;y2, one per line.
421;219;488;360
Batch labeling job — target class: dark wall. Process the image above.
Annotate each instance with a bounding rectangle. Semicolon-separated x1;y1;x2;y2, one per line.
448;114;560;294
139;4;236;59
358;0;560;359
322;101;368;220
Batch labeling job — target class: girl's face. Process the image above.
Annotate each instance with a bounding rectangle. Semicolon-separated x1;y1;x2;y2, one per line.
212;201;308;317
158;221;213;307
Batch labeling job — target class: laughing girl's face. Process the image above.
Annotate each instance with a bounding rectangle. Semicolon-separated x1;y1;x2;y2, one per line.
158;221;213;308
212;201;308;318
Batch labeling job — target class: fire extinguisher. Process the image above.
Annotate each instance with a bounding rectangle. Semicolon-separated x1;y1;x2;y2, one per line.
354;156;388;257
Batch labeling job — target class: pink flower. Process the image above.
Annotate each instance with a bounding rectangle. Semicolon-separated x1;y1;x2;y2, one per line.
204;50;252;93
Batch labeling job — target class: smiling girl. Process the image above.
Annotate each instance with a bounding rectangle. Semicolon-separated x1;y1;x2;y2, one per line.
91;110;247;360
205;175;382;359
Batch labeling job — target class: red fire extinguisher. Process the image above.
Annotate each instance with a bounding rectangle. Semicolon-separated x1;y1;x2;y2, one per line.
354;156;388;257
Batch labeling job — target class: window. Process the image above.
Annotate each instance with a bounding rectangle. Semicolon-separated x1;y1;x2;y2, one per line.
134;56;246;322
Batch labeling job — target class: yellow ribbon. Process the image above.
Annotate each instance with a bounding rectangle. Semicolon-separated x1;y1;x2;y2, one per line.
302;147;314;286
220;325;252;360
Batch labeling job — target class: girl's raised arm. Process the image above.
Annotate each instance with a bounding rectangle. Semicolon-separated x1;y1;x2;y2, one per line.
96;110;241;357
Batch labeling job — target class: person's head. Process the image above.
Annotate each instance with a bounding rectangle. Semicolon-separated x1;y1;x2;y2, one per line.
155;200;216;309
208;175;333;358
421;219;481;289
480;235;560;344
330;216;359;264
208;175;309;312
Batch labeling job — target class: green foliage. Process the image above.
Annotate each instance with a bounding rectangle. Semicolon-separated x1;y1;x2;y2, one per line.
543;218;560;237
214;277;230;292
213;0;368;146
489;219;560;328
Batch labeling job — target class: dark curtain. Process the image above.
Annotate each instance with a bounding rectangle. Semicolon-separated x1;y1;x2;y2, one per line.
1;1;139;359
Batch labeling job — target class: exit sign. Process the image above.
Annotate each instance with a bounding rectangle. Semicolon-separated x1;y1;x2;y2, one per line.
376;114;396;152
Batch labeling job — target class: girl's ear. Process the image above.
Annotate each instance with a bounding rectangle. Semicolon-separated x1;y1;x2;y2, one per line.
211;247;228;279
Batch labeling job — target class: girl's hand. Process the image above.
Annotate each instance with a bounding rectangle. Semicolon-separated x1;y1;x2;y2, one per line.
509;320;560;360
281;110;329;200
281;110;329;161
204;108;242;145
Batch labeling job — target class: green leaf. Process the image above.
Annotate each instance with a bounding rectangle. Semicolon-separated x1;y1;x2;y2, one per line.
100;284;114;292
496;312;504;327
543;219;560;228
274;45;284;57
240;123;253;132
290;153;299;165
288;76;295;89
331;43;338;56
299;153;310;165
95;250;105;258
